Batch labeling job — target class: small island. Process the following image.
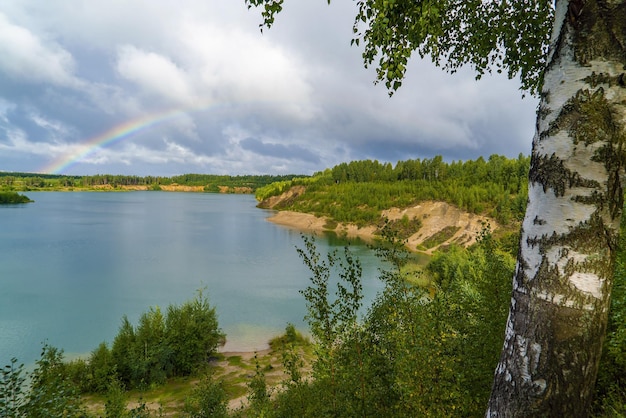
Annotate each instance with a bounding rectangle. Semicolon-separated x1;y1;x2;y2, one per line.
0;191;33;204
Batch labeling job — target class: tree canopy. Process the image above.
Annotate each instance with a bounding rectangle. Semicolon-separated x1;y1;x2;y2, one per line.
246;0;554;94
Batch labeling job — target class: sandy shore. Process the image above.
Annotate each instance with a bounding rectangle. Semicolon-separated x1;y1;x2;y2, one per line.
266;210;379;243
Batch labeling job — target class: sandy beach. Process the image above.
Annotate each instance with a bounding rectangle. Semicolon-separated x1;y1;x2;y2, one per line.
266;210;379;242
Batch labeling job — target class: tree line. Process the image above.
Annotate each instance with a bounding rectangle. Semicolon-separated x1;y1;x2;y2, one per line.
0;172;305;192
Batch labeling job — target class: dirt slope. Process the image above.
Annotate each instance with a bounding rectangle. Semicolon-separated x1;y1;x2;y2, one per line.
262;190;495;253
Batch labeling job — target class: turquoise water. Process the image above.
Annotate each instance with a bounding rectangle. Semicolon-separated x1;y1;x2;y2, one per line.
0;192;384;366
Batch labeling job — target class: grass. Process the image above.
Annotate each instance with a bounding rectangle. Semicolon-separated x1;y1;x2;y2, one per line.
421;225;461;249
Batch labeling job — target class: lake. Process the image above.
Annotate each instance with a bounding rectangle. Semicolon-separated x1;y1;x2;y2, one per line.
0;192;385;366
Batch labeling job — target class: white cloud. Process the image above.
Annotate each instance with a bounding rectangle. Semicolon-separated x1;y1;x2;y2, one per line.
116;45;194;105
0;12;78;87
176;20;315;119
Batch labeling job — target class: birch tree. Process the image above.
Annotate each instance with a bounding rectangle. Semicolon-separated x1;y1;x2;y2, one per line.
488;2;626;415
245;0;626;415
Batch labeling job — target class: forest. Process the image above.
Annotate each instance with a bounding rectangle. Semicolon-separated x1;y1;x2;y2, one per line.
0;172;305;193
256;154;530;226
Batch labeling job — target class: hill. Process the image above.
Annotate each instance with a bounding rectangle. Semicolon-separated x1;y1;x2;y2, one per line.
257;155;529;252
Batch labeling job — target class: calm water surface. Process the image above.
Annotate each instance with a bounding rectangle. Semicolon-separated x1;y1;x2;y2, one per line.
0;192;384;365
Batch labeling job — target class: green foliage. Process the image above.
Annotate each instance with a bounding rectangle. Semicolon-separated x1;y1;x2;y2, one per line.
246;354;272;417
380;215;422;240
183;370;229;418
89;342;116;393
134;306;170;386
111;315;138;388
255;229;514;416
254;173;329;202
420;225;460;249
81;291;225;392
298;236;363;348
261;155;530;227
23;344;85;418
282;236;365;416
1;346;85;418
166;289;226;376
0;192;32;204
269;323;309;351
0;358;27;417
104;378;128;418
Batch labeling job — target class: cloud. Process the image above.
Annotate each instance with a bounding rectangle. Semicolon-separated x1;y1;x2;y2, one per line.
239;137;320;164
0;12;78;87
172;19;316;121
116;45;194;105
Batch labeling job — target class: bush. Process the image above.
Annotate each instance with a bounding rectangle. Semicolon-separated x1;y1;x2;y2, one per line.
0;191;32;204
183;371;229;418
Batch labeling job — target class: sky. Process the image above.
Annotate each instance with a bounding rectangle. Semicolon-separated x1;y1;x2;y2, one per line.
0;1;539;177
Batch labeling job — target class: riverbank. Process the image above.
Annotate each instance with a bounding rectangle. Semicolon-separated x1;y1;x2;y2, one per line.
267;210;379;243
266;200;496;254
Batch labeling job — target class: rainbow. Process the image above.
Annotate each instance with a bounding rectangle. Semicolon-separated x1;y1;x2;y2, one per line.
41;104;216;174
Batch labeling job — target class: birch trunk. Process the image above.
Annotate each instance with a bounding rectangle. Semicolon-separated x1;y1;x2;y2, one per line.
487;1;626;415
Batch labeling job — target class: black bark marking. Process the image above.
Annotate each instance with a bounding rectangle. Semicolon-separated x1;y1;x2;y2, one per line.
572;1;626;65
529;154;569;197
583;71;626;88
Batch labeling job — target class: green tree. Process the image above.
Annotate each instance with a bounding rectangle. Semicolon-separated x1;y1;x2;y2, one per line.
267;229;514;416
297;235;363;416
89;342;116;393
134;306;170;386
165;289;225;376
245;1;626;415
104;378;128;418
24;344;84;418
245;355;272;417
111;315;137;387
